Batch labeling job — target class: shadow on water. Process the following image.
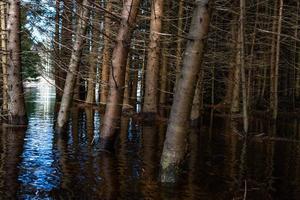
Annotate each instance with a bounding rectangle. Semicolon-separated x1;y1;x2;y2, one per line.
1;85;300;199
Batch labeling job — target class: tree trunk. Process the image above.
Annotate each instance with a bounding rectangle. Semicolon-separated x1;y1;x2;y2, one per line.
54;0;61;100
99;0;141;152
174;0;184;89
160;0;211;183
59;0;73;101
56;0;91;131
143;0;164;116
0;1;8;115
239;0;248;133
122;58;131;110
86;5;101;104
100;0;112;105
6;0;27;125
270;0;283;120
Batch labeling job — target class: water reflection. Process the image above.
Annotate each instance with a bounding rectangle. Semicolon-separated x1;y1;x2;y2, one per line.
0;85;300;199
0;127;25;199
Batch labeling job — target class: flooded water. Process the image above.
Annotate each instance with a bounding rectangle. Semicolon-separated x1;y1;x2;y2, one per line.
0;85;300;199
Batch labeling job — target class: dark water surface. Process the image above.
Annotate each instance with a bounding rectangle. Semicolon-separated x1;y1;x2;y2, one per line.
1;86;300;199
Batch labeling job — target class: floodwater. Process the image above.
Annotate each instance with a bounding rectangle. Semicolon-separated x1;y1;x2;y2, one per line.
0;85;300;199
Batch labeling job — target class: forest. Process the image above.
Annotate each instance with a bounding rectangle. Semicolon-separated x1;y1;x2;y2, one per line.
0;0;300;199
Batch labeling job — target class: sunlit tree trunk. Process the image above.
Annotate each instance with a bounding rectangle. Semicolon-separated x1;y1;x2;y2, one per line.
160;0;211;183
143;0;164;116
56;0;91;131
0;1;8;115
6;0;27;125
100;0;112;105
99;0;141;151
86;4;101;104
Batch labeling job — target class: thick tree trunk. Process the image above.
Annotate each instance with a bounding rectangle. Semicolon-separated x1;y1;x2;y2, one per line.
56;0;91;131
6;0;27;125
86;5;101;104
99;0;141;152
100;0;112;105
1;1;8;115
160;0;211;183
143;0;164;116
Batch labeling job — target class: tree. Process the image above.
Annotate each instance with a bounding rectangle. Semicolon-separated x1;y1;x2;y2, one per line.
143;0;164;117
20;7;41;81
99;0;141;152
160;0;211;183
6;0;28;125
56;0;91;131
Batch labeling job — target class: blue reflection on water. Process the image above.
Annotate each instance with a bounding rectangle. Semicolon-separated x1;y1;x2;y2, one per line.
18;85;60;199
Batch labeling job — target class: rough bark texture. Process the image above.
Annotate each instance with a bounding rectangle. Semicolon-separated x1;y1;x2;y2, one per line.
100;0;112;105
99;0;141;151
6;0;27;125
56;0;91;131
160;0;211;183
143;0;164;115
1;2;8;115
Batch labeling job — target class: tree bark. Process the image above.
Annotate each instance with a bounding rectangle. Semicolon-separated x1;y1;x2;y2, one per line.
56;0;91;131
99;0;141;152
6;0;27;125
143;0;164;116
160;0;211;183
100;0;112;105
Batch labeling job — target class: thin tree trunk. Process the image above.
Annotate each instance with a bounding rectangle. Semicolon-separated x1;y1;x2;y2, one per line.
174;0;184;88
159;47;168;116
160;0;211;183
56;0;91;131
143;0;164;116
54;0;61;100
130;59;138;108
122;58;131;110
86;4;101;104
6;0;27;125
270;0;283;120
99;0;141;151
239;0;248;133
0;1;8;114
59;0;73;101
100;0;112;105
